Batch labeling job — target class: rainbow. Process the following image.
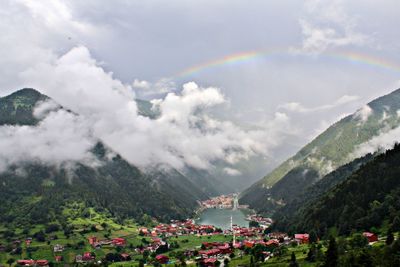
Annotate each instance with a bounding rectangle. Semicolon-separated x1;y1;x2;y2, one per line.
175;48;400;78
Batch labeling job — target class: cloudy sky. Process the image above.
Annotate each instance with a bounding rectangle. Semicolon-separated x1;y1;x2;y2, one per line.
1;0;400;185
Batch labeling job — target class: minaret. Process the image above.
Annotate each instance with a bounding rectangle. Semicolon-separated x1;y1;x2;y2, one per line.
231;215;236;246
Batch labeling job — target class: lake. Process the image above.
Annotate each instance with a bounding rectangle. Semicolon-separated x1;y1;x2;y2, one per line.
196;208;249;230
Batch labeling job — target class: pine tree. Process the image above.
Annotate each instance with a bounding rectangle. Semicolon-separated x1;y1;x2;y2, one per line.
6;258;15;267
306;244;316;262
392;216;400;232
309;230;318;243
289;252;299;267
324;236;338;267
387;228;395;245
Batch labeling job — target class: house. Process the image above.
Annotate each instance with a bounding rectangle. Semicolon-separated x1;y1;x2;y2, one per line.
217;243;232;254
53;244;64;252
203;258;218;267
82;252;95;261
363;232;378;243
295;234;309;244
139;228;149;235
152;238;162;244
36;260;49;266
75;255;83;263
120;253;131;261
155;254;169;264
88;236;97;245
16;260;35;266
55;255;63;262
112;238;126;246
199;248;220;257
233;242;242;249
244;240;255;248
265;239;280;247
25;238;32;246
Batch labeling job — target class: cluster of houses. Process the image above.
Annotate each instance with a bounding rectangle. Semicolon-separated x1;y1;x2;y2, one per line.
8;211;380;267
139;220;221;237
200;195;234;209
88;236;127;249
16;260;49;266
135;237;168;254
11;229;379;266
229;225;265;237
246;215;274;228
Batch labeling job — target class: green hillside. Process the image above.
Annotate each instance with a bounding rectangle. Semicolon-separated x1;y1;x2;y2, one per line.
272;152;375;233
240;88;400;213
273;143;400;237
0;88;206;225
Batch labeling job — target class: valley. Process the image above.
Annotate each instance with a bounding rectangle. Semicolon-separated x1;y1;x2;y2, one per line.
1;87;400;266
2;1;400;266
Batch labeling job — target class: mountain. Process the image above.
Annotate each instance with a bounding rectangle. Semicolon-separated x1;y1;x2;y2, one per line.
0;88;48;125
272;152;375;233
240;88;400;213
135;98;160;119
0;88;206;225
272;143;400;236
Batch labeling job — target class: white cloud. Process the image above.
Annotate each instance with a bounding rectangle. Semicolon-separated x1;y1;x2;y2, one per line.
133;78;177;97
279;94;359;113
353;105;373;122
223;167;242;176
17;46;296;171
0;104;97;172
353;126;400;157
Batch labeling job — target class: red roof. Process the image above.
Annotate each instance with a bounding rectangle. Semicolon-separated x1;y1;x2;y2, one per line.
88;236;97;244
295;234;309;239
112;238;126;246
156;255;169;260
82;252;94;261
204;258;217;263
17;260;35;266
363;232;378;242
244;240;255;248
199;248;220;256
266;239;280;246
363;232;375;237
155;254;169;263
36;260;49;266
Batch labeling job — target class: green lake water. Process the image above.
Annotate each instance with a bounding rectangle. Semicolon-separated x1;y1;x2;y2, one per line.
196;208;249;230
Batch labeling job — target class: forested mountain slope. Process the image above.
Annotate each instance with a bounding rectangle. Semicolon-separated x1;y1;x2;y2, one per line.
273;143;400;237
0;88;206;225
240;88;400;213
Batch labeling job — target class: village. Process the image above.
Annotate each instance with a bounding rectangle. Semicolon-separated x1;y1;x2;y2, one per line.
2;195;381;267
199;195;236;209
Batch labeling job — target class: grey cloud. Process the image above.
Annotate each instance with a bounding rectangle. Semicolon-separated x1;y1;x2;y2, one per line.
294;0;370;53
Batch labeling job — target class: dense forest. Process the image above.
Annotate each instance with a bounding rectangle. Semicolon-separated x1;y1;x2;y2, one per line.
0;143;196;226
273;143;400;237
